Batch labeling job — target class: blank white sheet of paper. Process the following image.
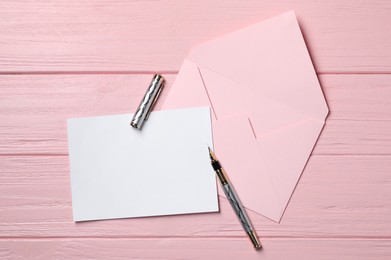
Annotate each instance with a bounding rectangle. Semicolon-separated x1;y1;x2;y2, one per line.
67;107;218;222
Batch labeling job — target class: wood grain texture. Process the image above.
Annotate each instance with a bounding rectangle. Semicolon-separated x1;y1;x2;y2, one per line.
0;239;390;260
1;74;390;155
0;0;391;73
1;155;390;238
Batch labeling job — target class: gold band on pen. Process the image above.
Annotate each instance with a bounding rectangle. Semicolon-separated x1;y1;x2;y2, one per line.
215;168;228;185
247;230;262;249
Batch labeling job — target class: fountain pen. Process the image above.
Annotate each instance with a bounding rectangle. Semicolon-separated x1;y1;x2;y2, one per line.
208;147;262;249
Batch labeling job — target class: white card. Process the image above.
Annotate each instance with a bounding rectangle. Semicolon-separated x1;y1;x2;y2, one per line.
67;107;218;221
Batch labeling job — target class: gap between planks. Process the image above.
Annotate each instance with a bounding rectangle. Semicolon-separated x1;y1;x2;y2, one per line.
0;71;179;76
1;71;391;75
0;154;390;157
0;236;390;241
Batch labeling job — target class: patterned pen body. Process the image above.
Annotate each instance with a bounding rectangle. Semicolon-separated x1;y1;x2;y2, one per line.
222;182;252;233
221;181;260;248
209;148;261;249
130;74;164;129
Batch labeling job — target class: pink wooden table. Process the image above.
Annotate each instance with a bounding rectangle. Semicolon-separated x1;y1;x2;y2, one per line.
1;1;390;259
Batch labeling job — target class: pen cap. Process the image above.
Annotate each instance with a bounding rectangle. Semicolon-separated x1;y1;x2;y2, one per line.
130;74;165;129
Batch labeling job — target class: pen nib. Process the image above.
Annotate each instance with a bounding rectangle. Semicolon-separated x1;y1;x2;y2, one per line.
208;146;217;161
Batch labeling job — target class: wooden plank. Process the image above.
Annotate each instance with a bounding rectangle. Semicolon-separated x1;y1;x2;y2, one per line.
0;155;390;238
0;239;390;259
1;1;391;73
0;74;390;155
319;74;391;121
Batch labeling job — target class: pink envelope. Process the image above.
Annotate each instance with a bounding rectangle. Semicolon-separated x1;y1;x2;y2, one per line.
162;11;328;222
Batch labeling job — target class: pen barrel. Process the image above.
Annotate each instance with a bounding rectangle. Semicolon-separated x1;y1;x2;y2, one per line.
222;182;261;249
222;183;253;233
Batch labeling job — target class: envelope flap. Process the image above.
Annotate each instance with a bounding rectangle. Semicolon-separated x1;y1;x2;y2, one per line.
257;119;324;221
162;60;214;119
213;115;283;221
188;11;328;121
199;66;306;136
